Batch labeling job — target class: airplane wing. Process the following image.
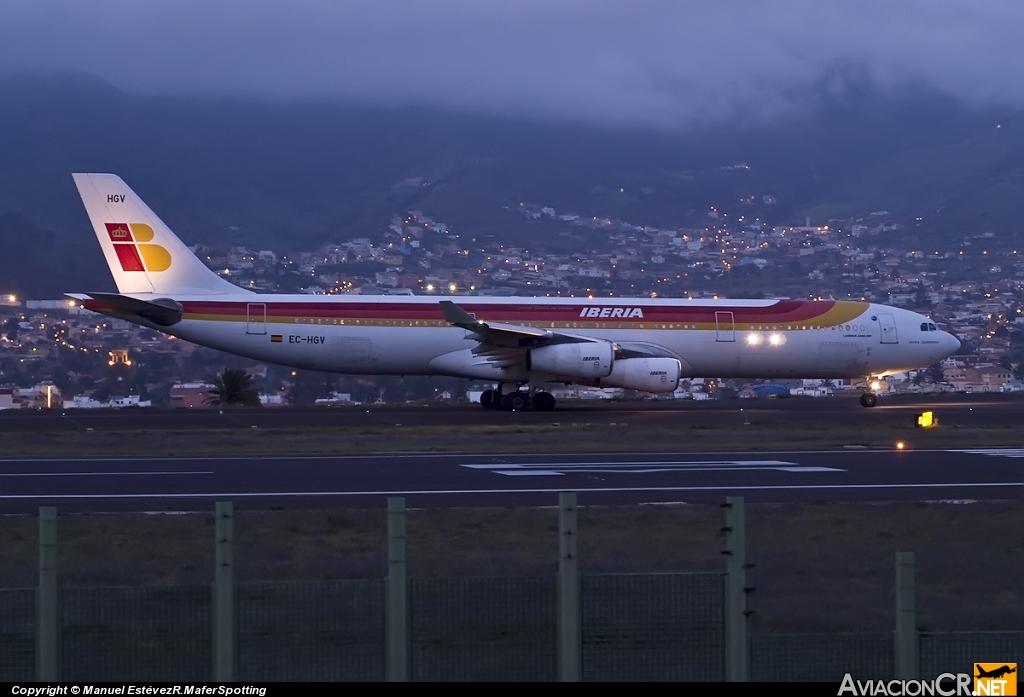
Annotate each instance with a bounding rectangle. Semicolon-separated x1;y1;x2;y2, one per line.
440;299;683;355
440;300;577;348
439;300;687;378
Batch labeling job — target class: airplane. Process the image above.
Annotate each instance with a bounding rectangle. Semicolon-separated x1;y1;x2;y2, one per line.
68;173;961;411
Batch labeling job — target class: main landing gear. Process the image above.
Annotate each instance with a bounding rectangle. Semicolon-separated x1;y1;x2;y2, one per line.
480;386;557;412
859;376;882;408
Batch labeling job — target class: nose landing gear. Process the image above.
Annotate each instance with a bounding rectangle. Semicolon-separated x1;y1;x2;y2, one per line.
859;392;878;408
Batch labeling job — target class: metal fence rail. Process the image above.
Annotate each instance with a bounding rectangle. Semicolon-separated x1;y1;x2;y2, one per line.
0;589;35;681
581;572;725;682
751;632;894;682
410;576;557;681
60;586;211;681
237;580;385;682
920;631;1024;679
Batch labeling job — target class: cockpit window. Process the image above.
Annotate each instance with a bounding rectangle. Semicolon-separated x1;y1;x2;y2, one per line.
920;322;929;331
929;323;937;331
921;322;938;331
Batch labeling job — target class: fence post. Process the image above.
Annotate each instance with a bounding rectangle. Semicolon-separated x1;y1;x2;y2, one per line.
557;492;581;682
723;496;749;682
212;501;235;682
385;497;408;682
37;506;58;681
894;551;918;680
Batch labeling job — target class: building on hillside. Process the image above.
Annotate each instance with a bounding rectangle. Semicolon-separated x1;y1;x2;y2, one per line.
169;382;215;408
17;382;61;409
0;386;19;409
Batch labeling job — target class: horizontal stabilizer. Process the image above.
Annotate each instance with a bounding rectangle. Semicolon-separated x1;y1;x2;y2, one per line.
67;292;183;327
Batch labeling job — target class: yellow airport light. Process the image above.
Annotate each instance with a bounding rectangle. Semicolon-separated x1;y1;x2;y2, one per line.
915;411;937;428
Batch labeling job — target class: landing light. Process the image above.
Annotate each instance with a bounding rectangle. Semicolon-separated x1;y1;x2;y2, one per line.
768;333;784;346
871;380;882;391
746;333;762;346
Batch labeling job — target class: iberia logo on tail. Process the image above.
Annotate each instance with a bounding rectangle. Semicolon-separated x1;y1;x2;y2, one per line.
104;223;172;272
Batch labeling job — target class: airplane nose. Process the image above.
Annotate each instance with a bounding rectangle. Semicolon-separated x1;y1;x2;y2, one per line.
942;331;960;355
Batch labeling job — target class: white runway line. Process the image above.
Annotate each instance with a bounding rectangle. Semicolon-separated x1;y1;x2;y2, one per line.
0;480;1019;500
0;471;214;477
464;460;843;476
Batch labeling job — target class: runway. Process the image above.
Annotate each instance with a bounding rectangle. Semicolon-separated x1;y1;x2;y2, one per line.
1;448;1022;512
1;392;1022;434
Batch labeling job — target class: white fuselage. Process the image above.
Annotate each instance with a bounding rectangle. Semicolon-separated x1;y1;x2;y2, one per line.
128;294;959;383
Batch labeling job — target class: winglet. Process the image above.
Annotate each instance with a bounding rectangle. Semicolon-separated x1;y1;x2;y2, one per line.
439;300;486;330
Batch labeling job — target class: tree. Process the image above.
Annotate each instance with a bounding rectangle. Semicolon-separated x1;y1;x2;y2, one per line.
1;318;17;341
207;368;260;406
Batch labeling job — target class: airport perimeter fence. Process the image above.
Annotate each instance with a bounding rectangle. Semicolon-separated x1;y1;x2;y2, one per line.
2;497;1021;682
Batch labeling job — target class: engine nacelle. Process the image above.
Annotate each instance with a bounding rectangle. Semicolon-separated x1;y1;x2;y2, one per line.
528;342;614;379
599;357;681;393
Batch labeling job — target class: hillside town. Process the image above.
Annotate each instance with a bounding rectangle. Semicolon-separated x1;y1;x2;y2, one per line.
2;197;1023;408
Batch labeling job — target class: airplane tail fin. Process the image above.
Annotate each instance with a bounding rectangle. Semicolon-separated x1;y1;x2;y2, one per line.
72;173;249;296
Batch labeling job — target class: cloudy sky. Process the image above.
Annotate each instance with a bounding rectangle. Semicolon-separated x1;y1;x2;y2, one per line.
2;1;1022;128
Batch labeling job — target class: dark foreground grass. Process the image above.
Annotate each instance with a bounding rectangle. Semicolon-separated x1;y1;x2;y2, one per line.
1;500;1021;633
4;419;1024;457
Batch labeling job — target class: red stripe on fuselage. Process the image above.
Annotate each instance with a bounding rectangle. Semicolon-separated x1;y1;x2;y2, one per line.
178;299;844;323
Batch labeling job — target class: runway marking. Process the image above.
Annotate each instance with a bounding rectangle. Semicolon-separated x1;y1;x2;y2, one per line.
1;481;1017;500
0;471;214;477
463;460;843;476
953;449;1024;459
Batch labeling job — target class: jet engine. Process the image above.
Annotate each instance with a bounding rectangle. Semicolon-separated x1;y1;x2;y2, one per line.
527;342;614;379
599;357;681;393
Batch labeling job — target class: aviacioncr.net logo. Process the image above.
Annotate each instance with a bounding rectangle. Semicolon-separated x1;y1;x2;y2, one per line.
104;223;171;272
839;673;973;696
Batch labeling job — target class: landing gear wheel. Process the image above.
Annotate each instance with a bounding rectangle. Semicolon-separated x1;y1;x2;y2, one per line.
860;392;878;408
502;392;530;411
480;389;499;409
532;392;556;412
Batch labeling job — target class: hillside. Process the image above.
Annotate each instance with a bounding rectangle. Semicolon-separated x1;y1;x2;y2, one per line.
0;73;1021;296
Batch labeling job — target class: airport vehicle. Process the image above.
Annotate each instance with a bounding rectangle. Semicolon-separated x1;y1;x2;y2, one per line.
69;173;961;411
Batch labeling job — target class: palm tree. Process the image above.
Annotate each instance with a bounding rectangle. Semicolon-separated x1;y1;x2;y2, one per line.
207;368;260;406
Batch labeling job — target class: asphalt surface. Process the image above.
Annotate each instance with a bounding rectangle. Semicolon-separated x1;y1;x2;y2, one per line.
1;447;1022;513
